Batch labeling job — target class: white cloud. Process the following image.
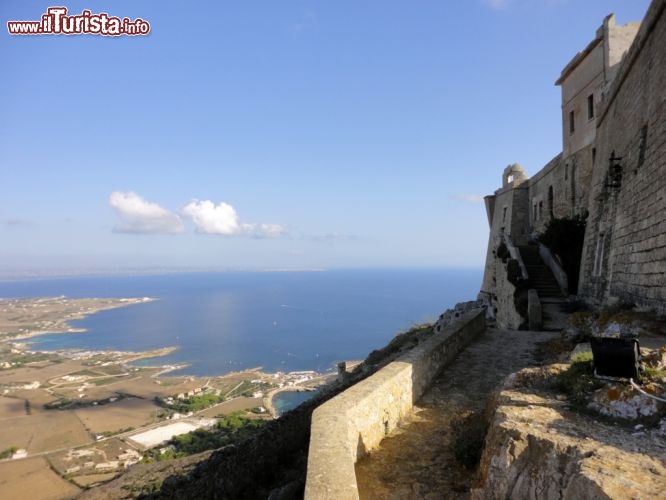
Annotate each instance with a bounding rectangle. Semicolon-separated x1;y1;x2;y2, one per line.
182;200;242;235
451;193;485;204
250;223;289;239
182;199;287;238
110;191;184;234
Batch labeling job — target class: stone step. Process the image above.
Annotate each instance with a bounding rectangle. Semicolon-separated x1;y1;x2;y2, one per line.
529;280;560;286
518;245;565;298
541;297;568;304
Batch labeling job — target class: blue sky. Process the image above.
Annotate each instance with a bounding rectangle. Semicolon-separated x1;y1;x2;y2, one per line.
0;0;651;273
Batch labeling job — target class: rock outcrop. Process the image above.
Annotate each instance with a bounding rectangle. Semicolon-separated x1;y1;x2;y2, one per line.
472;367;666;499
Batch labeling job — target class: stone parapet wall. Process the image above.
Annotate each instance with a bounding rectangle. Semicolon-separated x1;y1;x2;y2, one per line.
539;243;568;294
304;309;486;500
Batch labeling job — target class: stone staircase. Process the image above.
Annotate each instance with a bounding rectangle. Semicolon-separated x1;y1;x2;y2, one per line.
518;245;564;299
519;245;568;330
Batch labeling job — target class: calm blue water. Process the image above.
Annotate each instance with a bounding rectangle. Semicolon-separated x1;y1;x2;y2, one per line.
0;269;481;376
272;390;318;416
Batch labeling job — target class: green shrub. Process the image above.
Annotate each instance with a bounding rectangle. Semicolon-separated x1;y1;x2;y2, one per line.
451;412;487;469
555;354;603;407
365;324;433;366
569;311;597;340
0;446;17;459
143;412;267;461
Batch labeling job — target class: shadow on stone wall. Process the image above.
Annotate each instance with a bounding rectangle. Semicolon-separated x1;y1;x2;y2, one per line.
304;310;486;499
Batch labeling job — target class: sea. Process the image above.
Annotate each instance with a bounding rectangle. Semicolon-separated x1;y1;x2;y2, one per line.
0;269;482;378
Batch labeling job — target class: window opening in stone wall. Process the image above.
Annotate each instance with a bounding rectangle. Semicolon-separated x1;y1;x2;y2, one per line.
593;233;605;277
587;94;594;120
592;148;596;164
548;186;554;219
565;162;568;180
502;206;508;222
569;110;575;134
538;201;543;220
533;204;537;222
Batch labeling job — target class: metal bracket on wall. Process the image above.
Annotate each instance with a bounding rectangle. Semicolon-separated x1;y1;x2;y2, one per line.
605;150;623;189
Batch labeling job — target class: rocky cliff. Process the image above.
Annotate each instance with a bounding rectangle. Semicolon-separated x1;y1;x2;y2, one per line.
472;366;666;499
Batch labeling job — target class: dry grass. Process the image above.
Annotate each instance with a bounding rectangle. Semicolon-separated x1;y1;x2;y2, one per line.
0;411;90;453
0;396;26;418
110;375;209;400
0;360;77;384
0;457;80;500
196;396;262;418
75;397;162;434
16;388;61;408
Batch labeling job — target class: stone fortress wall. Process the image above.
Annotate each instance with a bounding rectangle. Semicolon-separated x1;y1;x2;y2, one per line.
578;0;666;311
482;1;666;320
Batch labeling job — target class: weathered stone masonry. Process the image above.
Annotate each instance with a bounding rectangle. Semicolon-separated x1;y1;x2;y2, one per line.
304;310;485;500
482;2;665;319
578;0;666;312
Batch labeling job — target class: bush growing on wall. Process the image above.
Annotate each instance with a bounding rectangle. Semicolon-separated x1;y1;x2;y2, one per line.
537;213;587;294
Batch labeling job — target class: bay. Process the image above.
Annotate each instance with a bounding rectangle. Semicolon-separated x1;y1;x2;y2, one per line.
272;390;319;416
0;269;482;376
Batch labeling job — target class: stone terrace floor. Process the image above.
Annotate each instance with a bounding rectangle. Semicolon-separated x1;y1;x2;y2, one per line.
355;327;561;499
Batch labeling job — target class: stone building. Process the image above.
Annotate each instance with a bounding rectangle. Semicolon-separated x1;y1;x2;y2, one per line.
578;0;666;311
481;0;665;324
557;14;640;159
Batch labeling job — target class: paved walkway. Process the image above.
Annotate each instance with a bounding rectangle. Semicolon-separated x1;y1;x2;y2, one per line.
355;327;560;499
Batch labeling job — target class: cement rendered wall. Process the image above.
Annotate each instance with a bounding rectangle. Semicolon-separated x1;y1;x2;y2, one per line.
560;41;604;157
304;310;486;500
603;16;642;85
559;15;640;158
579;0;666;312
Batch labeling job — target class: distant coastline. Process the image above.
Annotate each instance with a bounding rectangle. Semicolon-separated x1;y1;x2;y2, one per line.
0;296;341;414
0;270;481;377
0;296;156;341
0;267;326;281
